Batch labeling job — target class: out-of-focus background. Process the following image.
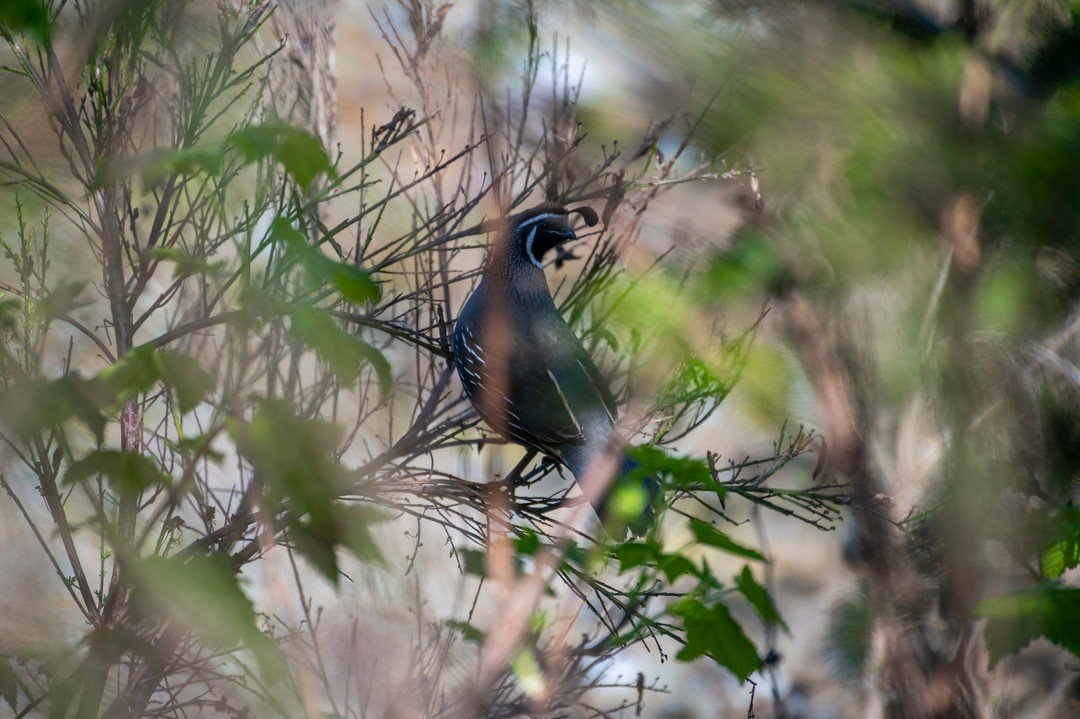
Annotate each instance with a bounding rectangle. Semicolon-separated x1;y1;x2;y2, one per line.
1;0;1079;717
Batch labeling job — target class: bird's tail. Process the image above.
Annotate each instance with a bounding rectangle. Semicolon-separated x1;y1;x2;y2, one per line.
560;443;665;539
593;454;664;539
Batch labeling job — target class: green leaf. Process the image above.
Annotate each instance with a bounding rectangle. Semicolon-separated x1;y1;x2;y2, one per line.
38;282;89;320
607;481;647;522
149;247;225;279
102;346;214;413
735;565;788;631
157;352;215;413
290;306;392;395
627;445;721;495
63;450;169;498
231;402;385;580
0;656;17;712
977;584;1080;666
268;216;307;249
510;647;545;699
142;147;223;185
232;399;347;517
1039;507;1080;580
694;234;781;301
291;519;342;582
459;548;486;576
824;592;872;679
668;597;762;680
269;217;380;305
290;505;386;585
290;306;361;383
445;620;485;643
657;554;699;583
100;346;161;398
169;433;224;463
227;122;335;190
562;541;588;570
356;337;393;399
0;0;49;43
132;555;281;678
613;541;658;572
689;518;765;561
327;262;381;305
529;610;550;634
514;528;541;556
339;505;388;565
0;375;109;442
1042;539;1080;580
0;296;19;332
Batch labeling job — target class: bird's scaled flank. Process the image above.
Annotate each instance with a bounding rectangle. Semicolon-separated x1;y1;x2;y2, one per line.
453;202;662;538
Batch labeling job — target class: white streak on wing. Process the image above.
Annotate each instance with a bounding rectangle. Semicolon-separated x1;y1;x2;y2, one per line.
505;407;531;427
524;226;543;269
546;368;582;434
454;333;482;382
462;327;486;364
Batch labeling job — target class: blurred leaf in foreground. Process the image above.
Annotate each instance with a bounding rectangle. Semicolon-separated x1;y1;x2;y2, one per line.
131;555;282;678
0;0;49;43
289;306;391;394
64;450;170;499
231;400;387;583
977;584;1080;666
228;122;336;190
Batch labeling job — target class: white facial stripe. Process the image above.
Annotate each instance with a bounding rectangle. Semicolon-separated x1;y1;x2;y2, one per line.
524;226;543;268
516;212;566;230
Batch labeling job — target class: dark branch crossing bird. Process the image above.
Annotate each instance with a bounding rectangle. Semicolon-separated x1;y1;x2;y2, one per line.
453;201;662;537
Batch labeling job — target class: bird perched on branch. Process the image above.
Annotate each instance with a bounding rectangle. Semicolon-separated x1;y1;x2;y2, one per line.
453;202;661;537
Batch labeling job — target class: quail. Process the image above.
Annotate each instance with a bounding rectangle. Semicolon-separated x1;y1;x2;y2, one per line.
453;201;661;536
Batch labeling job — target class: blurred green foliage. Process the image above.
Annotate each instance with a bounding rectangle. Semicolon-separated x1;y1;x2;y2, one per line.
1;0;1078;715
979;585;1080;667
0;0;49;43
228;122;337;190
130;554;283;677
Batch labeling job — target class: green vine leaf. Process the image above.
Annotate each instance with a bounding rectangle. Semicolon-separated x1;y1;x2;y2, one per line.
228;122;336;190
977;583;1080;666
63;450;170;498
0;0;49;43
689;518;765;561
289;305;391;395
0;655;17;712
668;596;762;681
735;565;789;632
131;555;282;679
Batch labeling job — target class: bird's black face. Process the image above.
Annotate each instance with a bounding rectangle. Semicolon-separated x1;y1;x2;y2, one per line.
516;212;576;269
509;204;599;269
